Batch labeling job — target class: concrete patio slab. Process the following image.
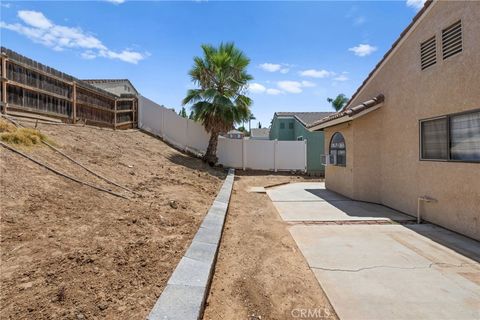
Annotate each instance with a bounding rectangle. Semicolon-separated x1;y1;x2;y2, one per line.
289;224;480;320
266;182;329;202
273;200;413;222
268;182;413;222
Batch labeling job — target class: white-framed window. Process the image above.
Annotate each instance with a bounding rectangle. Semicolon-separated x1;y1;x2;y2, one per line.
420;109;480;162
297;136;303;141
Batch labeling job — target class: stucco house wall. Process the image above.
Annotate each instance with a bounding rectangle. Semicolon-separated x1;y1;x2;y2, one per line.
324;1;480;240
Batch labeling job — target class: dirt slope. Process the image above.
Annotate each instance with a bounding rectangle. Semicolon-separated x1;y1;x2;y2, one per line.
0;120;225;319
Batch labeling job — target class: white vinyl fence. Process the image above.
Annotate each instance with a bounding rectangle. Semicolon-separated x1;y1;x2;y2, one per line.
138;96;307;171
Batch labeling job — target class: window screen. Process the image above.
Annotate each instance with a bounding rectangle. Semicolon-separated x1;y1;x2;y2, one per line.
289;122;294;129
450;111;480;161
421;118;448;160
330;132;346;166
280;122;285;129
420;110;480;162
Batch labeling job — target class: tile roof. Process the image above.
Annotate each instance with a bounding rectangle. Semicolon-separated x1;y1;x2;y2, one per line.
250;128;270;138
307;94;385;129
275;112;335;127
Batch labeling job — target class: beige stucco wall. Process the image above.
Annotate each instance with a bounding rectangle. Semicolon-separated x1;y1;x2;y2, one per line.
324;122;354;199
324;1;480;240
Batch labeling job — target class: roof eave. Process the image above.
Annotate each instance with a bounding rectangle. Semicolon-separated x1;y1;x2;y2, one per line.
309;102;384;131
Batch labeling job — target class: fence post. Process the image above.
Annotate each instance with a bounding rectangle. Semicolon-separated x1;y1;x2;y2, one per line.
72;82;77;124
185;118;189;152
1;56;7;114
242;138;246;171
113;99;117;130
304;139;308;173
274;139;278;172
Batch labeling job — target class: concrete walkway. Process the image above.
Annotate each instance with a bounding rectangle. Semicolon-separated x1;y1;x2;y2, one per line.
267;182;413;222
267;183;480;320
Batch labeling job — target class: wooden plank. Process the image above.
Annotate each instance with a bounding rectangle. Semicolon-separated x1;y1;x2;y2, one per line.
6;59;74;86
76;101;115;113
76;83;117;100
116;120;134;126
6;109;64;123
116;109;133;113
7;79;71;101
7;105;70;120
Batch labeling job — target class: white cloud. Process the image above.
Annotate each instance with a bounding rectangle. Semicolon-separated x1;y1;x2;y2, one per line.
1;10;147;64
348;44;377;57
1;3;11;8
354;16;366;26
105;0;125;4
259;62;289;74
299;69;334;78
266;88;282;95
18;10;52;29
406;0;426;10
301;80;316;87
249;82;266;93
249;83;284;95
334;75;349;81
278;81;302;93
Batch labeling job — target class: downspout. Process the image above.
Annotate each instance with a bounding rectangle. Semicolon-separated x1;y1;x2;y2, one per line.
417;196;437;224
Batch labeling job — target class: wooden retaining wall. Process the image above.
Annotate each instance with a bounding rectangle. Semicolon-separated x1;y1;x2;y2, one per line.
0;47;137;129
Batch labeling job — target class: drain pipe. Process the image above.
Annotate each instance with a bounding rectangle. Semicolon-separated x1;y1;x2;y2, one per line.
417;196;437;224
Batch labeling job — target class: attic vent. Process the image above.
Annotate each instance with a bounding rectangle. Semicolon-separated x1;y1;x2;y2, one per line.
420;36;436;70
442;20;462;60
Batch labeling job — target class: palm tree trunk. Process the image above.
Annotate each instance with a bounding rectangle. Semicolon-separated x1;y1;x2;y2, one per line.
204;130;219;166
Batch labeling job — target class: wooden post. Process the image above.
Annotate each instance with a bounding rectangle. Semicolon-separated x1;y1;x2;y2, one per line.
133;99;137;128
114;99;117;130
2;57;7;114
72;82;77;124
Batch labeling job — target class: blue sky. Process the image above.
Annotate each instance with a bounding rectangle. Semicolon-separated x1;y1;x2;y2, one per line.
0;0;425;127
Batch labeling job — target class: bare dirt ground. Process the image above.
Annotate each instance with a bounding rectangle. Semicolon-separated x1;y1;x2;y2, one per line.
203;173;338;320
1;120;225;319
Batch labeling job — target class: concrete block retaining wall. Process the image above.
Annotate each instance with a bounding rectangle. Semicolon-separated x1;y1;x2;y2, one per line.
147;168;235;320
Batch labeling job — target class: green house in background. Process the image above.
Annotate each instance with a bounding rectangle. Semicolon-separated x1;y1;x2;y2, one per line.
270;112;333;175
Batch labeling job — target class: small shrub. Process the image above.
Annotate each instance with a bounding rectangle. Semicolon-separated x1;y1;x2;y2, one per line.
0;119;17;133
0;119;50;146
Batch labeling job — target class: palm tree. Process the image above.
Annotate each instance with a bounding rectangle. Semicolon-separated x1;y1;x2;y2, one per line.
248;112;256;134
327;94;349;111
178;106;188;118
182;42;253;166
